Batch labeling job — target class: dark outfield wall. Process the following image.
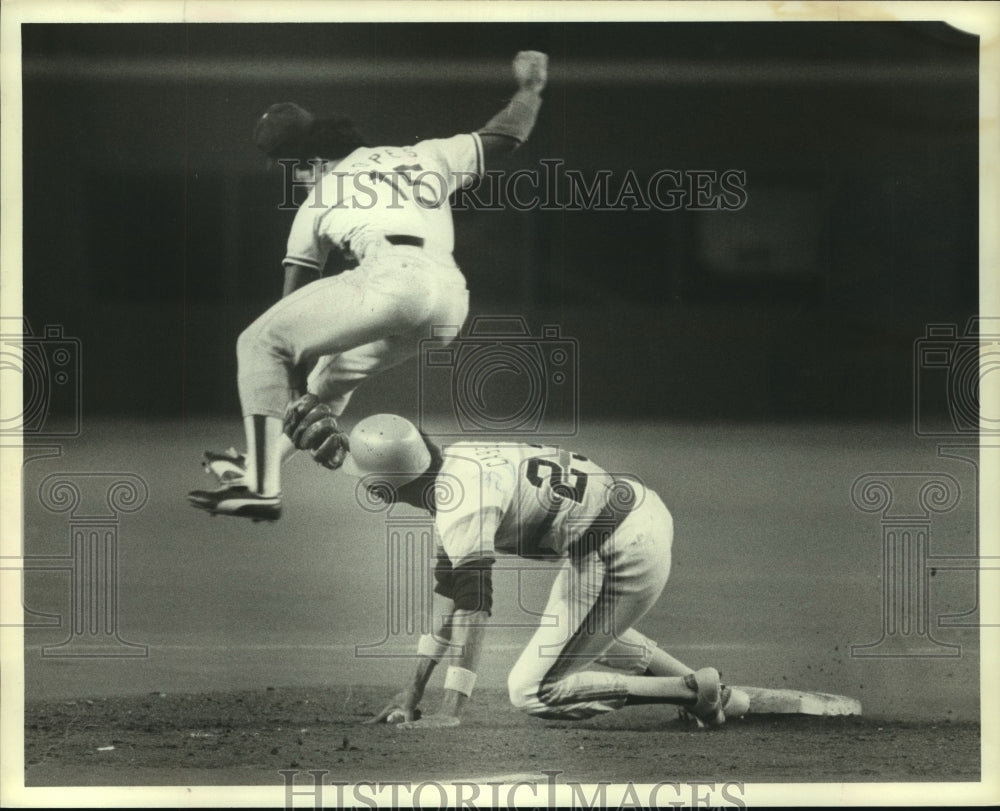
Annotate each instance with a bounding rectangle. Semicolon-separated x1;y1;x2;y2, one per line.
20;22;978;420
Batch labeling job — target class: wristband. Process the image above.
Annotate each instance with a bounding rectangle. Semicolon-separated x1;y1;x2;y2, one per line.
443;666;477;697
417;633;448;661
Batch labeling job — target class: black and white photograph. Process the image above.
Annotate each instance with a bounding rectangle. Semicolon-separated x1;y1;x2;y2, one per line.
2;1;997;806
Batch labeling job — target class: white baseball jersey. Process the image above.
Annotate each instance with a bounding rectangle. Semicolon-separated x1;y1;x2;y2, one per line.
435;441;638;567
284;133;484;270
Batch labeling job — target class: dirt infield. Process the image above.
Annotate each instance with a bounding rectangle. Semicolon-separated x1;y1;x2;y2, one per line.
12;420;988;802
24;685;980;787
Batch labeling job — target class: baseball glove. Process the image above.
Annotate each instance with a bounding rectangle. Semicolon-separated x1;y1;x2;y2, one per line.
283;393;349;470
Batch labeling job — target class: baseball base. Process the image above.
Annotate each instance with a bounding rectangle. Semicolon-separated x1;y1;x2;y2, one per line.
732;686;862;716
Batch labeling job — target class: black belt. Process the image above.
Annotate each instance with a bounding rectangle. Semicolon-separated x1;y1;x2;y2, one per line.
386;234;424;248
570;478;638;559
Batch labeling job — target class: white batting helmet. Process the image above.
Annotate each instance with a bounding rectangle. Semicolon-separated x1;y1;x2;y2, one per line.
341;414;432;483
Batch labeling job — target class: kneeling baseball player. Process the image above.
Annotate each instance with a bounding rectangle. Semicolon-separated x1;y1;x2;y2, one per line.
309;412;748;728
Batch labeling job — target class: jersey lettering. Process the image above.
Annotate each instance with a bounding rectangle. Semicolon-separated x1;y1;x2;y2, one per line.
437;440;618;564
368;163;443;208
285;133;482;269
525;456;589;504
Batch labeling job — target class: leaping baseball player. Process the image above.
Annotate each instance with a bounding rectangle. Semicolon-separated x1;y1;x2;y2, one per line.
188;52;548;521
314;413;750;728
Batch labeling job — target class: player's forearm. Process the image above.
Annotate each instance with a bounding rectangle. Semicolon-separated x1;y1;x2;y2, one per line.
438;608;489;717
477;51;547;159
409;655;438;697
478;89;542;158
408;592;456;697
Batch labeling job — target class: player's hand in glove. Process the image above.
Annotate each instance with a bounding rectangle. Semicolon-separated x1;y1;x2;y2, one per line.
282;393;349;470
283;393;323;444
513;51;547;93
365;688;423;725
398;713;460;730
308;425;348;470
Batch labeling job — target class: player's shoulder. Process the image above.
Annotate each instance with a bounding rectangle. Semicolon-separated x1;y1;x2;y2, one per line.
444;439;524;457
414;132;474;146
412;132;478;157
338;143;421;170
440;441;520;477
436;443;517;513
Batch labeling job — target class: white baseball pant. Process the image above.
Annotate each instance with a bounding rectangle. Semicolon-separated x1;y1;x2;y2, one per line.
506;493;674;720
236;245;469;419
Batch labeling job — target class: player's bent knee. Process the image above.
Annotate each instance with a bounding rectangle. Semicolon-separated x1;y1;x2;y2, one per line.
507;674;565;718
236;323;263;361
507;670;543;715
237;318;294;368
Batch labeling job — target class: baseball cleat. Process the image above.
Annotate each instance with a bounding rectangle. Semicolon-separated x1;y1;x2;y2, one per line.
187;485;281;522
682;667;725;727
202;448;247;484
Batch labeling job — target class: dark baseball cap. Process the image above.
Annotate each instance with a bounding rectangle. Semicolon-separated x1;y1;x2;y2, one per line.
253;102;315;157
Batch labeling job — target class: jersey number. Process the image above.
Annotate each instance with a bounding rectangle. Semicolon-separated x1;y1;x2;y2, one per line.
368;163;440;207
525;455;589;504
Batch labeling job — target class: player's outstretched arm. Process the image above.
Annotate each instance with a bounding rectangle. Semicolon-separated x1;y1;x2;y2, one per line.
478;51;548;160
366;590;456;724
398;607;489;730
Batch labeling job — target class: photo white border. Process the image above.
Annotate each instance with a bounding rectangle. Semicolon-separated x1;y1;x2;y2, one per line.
1;1;997;807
